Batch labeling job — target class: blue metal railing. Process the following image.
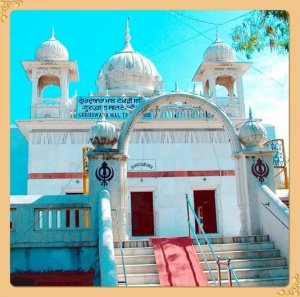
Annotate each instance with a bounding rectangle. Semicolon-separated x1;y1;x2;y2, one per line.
185;194;241;287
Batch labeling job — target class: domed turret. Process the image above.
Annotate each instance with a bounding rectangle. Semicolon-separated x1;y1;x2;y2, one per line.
90;116;118;150
239;108;267;148
203;34;235;63
35;28;69;61
96;18;163;96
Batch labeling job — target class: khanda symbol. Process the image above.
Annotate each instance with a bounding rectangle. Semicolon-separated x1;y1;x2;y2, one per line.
95;161;114;186
251;158;269;182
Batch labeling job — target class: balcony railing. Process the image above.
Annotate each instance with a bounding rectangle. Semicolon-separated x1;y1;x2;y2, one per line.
10;195;96;248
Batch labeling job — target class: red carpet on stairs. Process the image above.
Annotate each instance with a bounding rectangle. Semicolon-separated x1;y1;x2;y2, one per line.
151;237;208;287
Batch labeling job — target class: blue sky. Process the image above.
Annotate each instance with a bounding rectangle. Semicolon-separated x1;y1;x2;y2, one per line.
10;10;288;146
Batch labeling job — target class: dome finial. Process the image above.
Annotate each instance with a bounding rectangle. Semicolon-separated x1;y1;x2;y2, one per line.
174;81;180;92
122;17;133;52
215;28;221;42
50;27;55;40
125;16;131;43
249;107;253;120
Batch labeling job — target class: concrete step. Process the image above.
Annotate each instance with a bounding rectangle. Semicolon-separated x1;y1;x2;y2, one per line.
201;257;287;270
114;235;270;248
116;254;156;265
194;241;275;253
196;235;270;245
117;263;157;274
117;257;288;276
118;273;159;285
197;249;281;261
117;265;288;285
114;241;275;256
118;275;289;287
205;266;289;281
115;235;288;287
116;248;281;265
210;276;289;287
115;247;154;256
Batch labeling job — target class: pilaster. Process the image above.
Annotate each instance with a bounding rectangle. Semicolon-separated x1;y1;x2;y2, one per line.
87;150;129;241
242;148;275;234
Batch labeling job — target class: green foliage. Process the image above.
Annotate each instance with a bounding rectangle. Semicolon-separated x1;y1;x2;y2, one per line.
231;10;289;59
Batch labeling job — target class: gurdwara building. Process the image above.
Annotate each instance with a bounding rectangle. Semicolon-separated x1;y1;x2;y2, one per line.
10;20;289;287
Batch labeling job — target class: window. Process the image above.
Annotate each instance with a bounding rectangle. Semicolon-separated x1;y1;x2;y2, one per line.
34;208;91;230
10;208;16;230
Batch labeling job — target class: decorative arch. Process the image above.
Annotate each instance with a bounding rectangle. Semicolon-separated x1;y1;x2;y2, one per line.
118;92;242;155
37;74;61;98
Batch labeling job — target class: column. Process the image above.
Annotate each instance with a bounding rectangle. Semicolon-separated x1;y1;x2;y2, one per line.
87;151;129;242
242;149;275;235
208;73;216;102
60;71;69;106
236;74;245;118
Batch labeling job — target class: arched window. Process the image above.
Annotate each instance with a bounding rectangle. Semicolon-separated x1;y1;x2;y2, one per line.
37;74;61;104
215;75;236;98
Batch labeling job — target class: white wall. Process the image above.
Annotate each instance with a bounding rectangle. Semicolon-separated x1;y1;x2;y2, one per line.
127;175;240;238
27;130;242;237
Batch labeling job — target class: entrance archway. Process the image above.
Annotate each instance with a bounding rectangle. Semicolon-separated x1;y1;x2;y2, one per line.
114;92;246;239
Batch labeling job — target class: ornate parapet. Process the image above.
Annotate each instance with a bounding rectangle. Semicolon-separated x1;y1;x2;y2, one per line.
31;103;76;119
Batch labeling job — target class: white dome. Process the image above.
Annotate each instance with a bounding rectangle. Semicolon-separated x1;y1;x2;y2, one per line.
239;110;267;148
90;117;118;150
97;19;163;96
35;29;69;61
203;37;235;63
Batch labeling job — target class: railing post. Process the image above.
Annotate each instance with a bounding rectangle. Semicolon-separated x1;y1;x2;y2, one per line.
185;193;191;237
217;256;221;287
227;257;232;287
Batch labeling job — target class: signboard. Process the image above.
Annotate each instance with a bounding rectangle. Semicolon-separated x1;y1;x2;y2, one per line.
128;159;156;171
76;96;149;120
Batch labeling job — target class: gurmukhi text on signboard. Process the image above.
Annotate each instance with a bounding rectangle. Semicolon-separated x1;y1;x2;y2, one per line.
75;96;148;119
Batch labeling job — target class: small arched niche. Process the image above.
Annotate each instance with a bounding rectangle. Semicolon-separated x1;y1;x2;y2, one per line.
37;74;61;103
215;75;236;98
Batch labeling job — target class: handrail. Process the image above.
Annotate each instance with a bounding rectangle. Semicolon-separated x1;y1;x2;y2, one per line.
112;209;127;287
188;220;218;286
260;202;289;229
227;258;241;286
185;194;241;287
185;194;218;260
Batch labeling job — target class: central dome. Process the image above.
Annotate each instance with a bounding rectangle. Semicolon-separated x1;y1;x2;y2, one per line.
96;18;163;96
203;36;235;63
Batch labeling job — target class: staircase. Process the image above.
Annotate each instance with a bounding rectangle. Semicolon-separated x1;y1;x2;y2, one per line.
114;235;289;287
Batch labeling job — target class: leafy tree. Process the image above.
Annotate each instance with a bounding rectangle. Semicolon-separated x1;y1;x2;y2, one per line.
231;10;289;59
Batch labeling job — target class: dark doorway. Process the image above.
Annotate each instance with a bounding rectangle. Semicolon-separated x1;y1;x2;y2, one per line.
193;190;217;233
131;192;154;236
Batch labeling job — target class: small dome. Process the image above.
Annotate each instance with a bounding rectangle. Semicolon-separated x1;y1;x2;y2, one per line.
239;109;267;148
90;116;118;150
97;18;163;96
35;28;69;61
203;36;235;63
